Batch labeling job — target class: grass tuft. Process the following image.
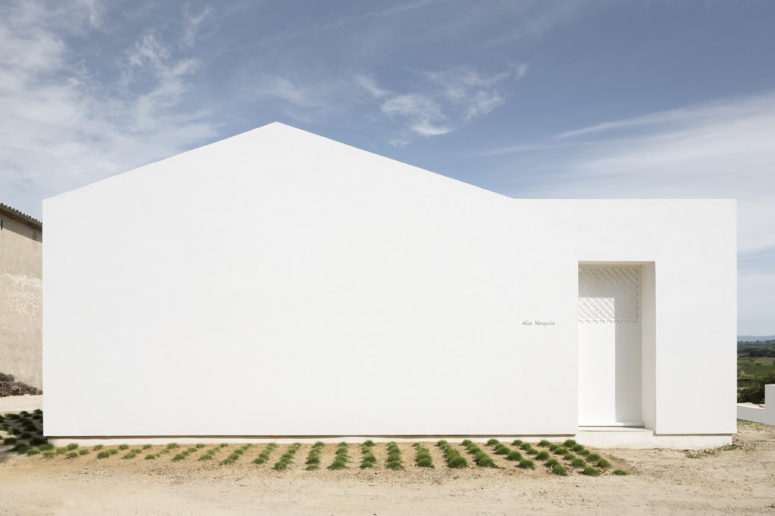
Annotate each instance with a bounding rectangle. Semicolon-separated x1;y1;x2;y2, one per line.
613;469;628;475
571;458;586;468
462;441;498;468
581;466;600;476
385;442;402;470
414;443;433;468
437;440;468;468
272;443;301;471
328;442;349;470
252;443;278;465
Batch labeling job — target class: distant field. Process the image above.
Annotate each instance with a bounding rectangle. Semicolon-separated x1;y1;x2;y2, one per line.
738;357;775;384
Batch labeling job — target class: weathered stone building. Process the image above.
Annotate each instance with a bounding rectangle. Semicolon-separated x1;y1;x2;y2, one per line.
0;203;42;390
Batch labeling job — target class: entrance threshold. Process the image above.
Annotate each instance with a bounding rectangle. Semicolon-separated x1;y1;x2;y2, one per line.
575;427;732;450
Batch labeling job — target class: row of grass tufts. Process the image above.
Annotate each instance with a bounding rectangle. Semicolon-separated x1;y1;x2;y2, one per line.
221;443;253;465
386;442;402;470
436;440;467;468
197;443;229;461
461;440;498;468
360;440;376;469
328;442;349;470
305;441;325;470
252;443;278;464
172;446;200;462
413;443;433;468
273;443;301;470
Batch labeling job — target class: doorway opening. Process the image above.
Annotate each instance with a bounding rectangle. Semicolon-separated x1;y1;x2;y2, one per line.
578;263;653;427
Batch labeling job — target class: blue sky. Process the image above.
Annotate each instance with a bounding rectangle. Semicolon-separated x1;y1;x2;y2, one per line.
1;0;773;334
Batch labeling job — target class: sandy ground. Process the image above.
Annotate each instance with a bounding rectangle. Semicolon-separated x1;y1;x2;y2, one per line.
0;421;774;515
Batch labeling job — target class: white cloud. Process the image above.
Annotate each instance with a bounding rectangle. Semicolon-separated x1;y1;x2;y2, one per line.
362;64;527;141
497;91;775;255
0;1;217;218
354;74;389;99
182;5;212;47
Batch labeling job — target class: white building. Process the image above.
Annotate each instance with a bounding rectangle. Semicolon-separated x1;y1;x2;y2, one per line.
43;123;736;448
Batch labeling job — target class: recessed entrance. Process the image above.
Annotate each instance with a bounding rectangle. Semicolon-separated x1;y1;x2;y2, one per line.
578;264;644;426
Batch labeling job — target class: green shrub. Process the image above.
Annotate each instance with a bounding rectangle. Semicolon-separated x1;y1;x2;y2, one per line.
79;449;89;456
563;453;575;461
518;459;534;469
196;443;206;448
13;444;31;454
39;443;54;451
572;444;585;453
118;444;129;450
538;440;550;447
66;443;78;450
42;450;55;458
385;442;402;470
172;453;186;461
486;438;499;446
253;443;278;464
571;458;586;468
166;443;179;449
26;448;40;456
545;458;559;467
93;444;103;451
29;437;46;446
493;444;510;455
578;449;590;456
535;451;549;460
564;439;577;447
554;447;568;455
360;442;376;469
581;467;600;476
596;458;611;468
273;443;301;470
587;453;601;463
462;441;498;468
512;439;523;446
97;451;111;459
327;442;349;470
436;440;468;468
145;454;158;460
142;444;152;450
506;450;522;461
414;444;433;468
551;463;568;476
613;469;628;475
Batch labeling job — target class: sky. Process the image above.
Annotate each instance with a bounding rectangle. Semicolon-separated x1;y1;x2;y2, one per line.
1;0;773;334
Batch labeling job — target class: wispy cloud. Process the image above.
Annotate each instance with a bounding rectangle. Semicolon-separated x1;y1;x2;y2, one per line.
490;91;775;255
0;1;217;217
357;64;528;143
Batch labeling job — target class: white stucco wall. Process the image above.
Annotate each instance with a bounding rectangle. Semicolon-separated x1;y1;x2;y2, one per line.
42;123;735;438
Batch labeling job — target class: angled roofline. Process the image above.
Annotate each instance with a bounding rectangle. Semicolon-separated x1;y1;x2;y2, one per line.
0;203;42;231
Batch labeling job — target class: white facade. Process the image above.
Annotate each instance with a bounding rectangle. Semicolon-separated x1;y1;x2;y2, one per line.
43;123;736;445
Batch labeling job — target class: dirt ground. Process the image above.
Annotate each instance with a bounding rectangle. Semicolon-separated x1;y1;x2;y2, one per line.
1;422;774;515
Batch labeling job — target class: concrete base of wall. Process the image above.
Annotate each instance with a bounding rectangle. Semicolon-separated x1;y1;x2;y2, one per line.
47;435;574;446
576;426;733;449
49;430;731;450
